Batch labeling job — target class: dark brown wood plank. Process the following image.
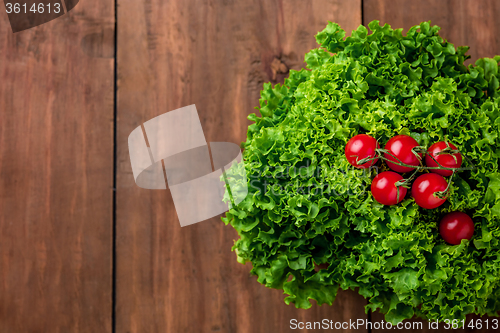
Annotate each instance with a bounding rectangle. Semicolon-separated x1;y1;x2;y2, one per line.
363;1;500;332
0;2;114;332
116;1;366;332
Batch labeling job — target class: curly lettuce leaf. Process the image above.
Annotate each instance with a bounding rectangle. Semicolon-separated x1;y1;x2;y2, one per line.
222;20;500;325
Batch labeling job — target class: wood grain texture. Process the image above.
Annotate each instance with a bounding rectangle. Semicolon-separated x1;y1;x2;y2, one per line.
363;1;500;332
116;1;365;332
0;0;114;332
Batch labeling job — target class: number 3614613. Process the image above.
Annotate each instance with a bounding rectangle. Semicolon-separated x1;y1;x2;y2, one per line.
444;318;499;330
5;3;61;13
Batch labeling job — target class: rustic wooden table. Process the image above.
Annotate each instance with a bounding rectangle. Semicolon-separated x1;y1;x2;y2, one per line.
0;0;499;332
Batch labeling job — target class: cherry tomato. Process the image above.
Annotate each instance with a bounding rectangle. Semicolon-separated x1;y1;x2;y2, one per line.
425;141;463;177
411;173;448;209
384;135;422;173
439;211;474;245
371;171;407;205
345;134;379;169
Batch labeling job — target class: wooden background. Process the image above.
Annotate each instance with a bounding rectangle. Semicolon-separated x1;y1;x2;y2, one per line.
0;0;499;332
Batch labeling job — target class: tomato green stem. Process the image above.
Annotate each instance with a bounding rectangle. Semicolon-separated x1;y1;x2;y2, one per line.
367;148;476;172
435;170;455;199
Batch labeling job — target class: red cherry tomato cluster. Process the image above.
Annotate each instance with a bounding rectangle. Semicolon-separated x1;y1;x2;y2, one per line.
345;134;462;208
345;133;474;245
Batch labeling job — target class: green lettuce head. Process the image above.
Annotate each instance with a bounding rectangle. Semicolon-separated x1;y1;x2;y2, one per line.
222;20;500;324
